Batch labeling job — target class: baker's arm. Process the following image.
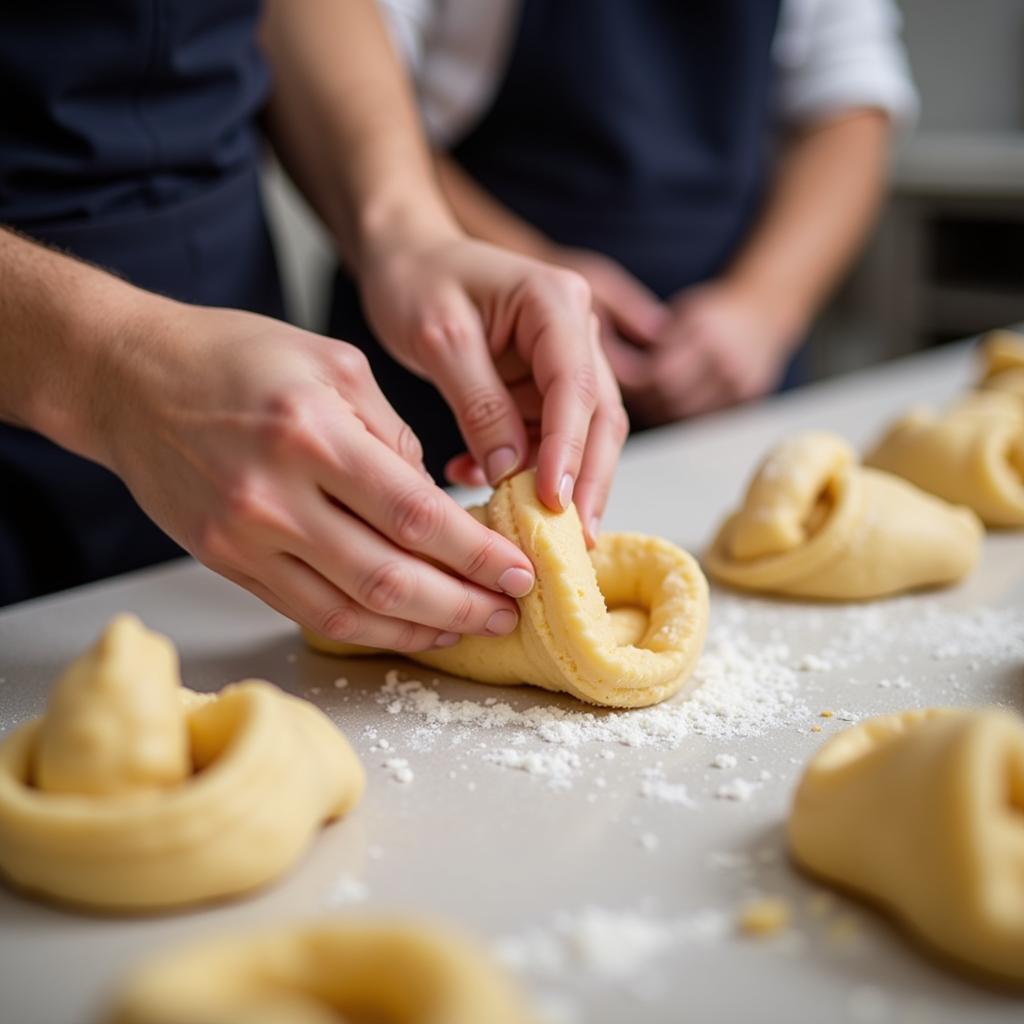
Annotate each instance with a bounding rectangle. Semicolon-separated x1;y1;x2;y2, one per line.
261;0;626;539
0;224;538;645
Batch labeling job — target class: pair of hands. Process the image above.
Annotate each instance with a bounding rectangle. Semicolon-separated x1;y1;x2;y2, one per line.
554;248;800;426
97;232;625;654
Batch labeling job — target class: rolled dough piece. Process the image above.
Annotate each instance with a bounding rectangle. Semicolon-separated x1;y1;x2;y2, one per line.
789;708;1024;985
865;392;1024;527
305;470;709;709
0;615;364;911
978;328;1024;399
105;918;536;1024
704;432;982;599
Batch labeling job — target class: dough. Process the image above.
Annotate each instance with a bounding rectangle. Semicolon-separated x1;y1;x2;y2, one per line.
704;432;982;599
305;470;709;709
865;392;1024;527
0;615;364;911
788;708;1024;984
977;328;1024;399
105;918;536;1024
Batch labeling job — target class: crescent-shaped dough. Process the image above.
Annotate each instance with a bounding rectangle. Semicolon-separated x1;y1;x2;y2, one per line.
865;392;1024;527
0;616;364;911
704;432;982;599
305;470;709;709
788;708;1024;985
105;919;536;1024
978;328;1024;400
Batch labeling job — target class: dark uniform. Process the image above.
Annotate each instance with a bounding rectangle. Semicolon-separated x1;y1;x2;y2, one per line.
0;1;284;604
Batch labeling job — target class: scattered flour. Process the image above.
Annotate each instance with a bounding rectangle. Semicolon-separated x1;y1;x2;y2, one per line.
324;877;368;906
485;748;580;789
371;621;810;756
715;777;761;802
711;753;738;770
639;768;698;808
383;757;414;784
494;906;728;983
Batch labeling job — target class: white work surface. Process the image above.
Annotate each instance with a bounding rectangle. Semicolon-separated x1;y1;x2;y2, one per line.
1;342;1022;1024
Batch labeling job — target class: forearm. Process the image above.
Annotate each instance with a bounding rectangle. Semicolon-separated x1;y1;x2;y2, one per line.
723;109;891;340
0;227;160;464
260;0;459;268
434;153;550;259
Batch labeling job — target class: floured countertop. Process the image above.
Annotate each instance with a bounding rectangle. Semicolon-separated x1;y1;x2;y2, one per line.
1;341;1022;1024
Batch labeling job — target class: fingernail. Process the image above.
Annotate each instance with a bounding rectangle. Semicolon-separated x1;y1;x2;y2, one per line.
558;473;574;510
485;608;519;635
485;446;518;485
589;516;600;541
433;631;460;648
498;566;535;598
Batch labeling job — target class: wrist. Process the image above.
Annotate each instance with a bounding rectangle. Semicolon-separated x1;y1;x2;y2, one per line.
348;181;462;275
718;272;811;351
33;274;175;470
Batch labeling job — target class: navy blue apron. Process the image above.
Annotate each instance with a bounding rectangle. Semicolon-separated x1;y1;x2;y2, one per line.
328;0;783;478
0;1;283;605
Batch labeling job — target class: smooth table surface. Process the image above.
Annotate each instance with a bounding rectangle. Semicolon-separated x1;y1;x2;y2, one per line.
1;342;1022;1024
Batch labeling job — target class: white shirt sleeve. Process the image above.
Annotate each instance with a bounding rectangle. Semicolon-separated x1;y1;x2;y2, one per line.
376;0;519;147
774;0;919;128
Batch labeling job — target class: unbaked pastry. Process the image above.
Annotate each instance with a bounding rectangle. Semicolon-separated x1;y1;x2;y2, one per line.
305;470;709;709
977;328;1024;399
105;918;536;1024
865;391;1024;527
704;432;982;599
789;708;1024;984
0;615;363;911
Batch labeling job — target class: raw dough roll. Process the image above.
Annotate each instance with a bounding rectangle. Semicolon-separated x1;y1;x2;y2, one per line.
705;432;982;599
105;918;536;1024
305;470;709;709
865;392;1024;527
789;708;1024;985
0;615;364;911
977;328;1024;399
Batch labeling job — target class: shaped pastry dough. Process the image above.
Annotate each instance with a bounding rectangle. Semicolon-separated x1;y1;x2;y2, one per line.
789;708;1024;985
106;918;536;1024
305;470;709;709
0;615;363;911
705;432;982;599
977;328;1024;400
865;392;1024;527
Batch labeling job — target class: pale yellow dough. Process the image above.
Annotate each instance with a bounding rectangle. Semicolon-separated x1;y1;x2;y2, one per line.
865;391;1024;527
0;615;364;911
105;918;536;1024
305;470;709;709
788;708;1024;985
704;432;982;599
977;328;1024;400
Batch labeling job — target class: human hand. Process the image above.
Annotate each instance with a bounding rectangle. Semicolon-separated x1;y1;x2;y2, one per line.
91;300;537;652
358;233;629;544
614;281;801;426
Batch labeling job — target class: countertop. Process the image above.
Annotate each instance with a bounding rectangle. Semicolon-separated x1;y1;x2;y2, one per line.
1;341;1022;1024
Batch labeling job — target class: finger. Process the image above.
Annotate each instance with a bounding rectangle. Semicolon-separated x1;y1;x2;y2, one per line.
224;559;457;653
601;273;669;346
292;498;523;636
444;453;488;488
327;341;428;474
602;331;654;390
572;358;629;546
525;290;602;512
415;292;529;486
317;429;536;599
